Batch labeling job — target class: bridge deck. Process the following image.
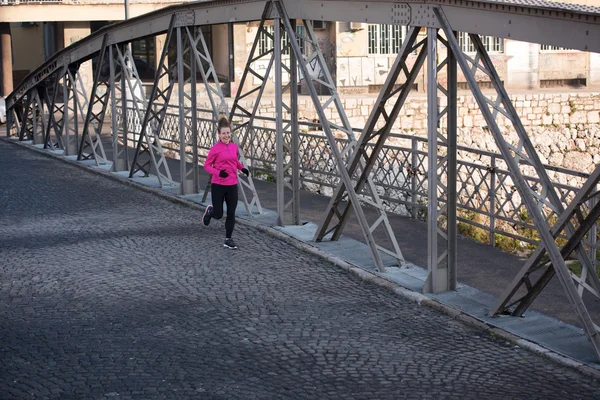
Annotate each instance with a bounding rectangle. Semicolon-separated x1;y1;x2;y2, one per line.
2;135;599;379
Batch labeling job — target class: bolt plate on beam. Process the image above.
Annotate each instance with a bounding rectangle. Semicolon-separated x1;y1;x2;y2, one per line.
174;11;195;27
391;3;411;25
412;4;440;28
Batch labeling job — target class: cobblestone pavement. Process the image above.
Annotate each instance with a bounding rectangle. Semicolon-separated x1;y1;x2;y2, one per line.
1;140;599;399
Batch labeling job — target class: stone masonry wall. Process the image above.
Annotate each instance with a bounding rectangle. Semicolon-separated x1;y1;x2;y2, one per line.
187;91;600;179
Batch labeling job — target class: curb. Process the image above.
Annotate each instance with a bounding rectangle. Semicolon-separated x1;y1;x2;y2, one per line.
4;136;600;381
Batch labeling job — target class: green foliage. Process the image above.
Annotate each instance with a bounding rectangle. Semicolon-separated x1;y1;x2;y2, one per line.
456;206;590;259
261;162;276;183
565;250;600;276
568;100;577;116
493;234;525;254
457;208;539;255
457;210;489;245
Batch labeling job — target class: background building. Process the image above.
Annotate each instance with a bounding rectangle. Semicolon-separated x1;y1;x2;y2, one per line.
2;0;600;97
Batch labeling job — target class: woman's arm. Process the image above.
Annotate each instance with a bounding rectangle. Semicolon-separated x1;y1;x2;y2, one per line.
203;147;219;176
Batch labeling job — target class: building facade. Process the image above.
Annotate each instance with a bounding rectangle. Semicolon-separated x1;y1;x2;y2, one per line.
2;0;600;97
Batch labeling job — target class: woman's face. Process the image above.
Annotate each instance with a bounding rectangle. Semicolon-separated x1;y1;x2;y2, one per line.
219;127;231;144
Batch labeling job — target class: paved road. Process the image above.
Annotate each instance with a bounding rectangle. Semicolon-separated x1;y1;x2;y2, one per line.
1;140;599;399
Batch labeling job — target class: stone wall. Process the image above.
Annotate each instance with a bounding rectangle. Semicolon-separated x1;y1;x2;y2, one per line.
190;91;600;177
165;89;600;193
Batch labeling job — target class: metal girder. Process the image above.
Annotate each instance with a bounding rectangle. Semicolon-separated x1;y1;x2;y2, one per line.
113;45;147;173
314;27;426;271
43;68;67;151
207;12;274;214
109;45;127;172
129;15;176;185
228;7;274;156
63;68;82;156
77;34;110;165
423;29;458;294
18;91;35;142
190;23;265;213
19;89;46;144
10;0;600;110
177;26;199;195
32;89;48;146
491;165;600;316
225;4;302;222
186;26;228;120
273;15;299;225
185;26;214;196
262;0;393;271
5;102;21;139
434;6;600;360
119;51;131;172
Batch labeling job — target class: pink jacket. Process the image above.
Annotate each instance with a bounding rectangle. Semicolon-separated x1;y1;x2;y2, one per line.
203;141;244;186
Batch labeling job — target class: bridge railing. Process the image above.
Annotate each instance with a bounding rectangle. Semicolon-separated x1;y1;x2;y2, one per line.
117;104;599;262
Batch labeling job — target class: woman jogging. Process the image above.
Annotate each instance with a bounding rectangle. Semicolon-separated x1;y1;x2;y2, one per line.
202;117;249;249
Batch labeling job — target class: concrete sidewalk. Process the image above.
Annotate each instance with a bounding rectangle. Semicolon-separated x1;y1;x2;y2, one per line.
4;135;600;378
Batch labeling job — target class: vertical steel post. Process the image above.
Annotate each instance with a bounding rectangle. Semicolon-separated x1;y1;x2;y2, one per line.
36;89;48;146
589;186;599;272
78;34;109;163
62;73;70;155
425;28;442;293
271;16;299;226
411;138;418;219
274;17;285;225
309;23;423;270
43;74;60;149
275;4;387;269
447;33;458;290
69;68;81;156
424;28;457;293
177;26;191;194
190;28;199;194
109;45;125;171
31;91;38;144
489;156;497;247
434;7;600;358
226;22;234;98
583;191;597;297
290;20;300;225
20;92;34;141
63;70;74;155
129;15;177;184
120;50;130;170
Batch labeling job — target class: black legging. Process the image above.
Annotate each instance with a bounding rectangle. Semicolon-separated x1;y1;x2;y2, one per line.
211;183;238;238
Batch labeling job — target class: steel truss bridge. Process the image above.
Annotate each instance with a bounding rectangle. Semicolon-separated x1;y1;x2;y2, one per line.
5;0;600;361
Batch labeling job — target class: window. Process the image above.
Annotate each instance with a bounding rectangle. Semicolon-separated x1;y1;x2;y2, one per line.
458;33;503;53
259;25;308;56
166;25;213;82
368;24;406;55
131;38;156;81
540;44;573;51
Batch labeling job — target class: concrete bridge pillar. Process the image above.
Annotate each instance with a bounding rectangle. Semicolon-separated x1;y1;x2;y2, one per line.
0;23;14;97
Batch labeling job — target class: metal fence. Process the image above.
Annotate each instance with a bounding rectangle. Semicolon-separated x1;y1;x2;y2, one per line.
119;105;599;261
